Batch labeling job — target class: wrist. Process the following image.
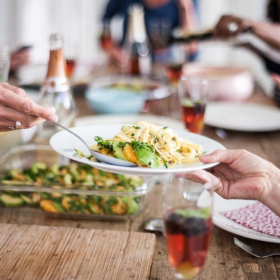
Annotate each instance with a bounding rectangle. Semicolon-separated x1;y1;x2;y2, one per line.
259;163;280;215
248;20;260;34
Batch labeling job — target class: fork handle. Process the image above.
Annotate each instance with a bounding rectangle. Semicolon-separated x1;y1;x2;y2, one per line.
52;121;92;154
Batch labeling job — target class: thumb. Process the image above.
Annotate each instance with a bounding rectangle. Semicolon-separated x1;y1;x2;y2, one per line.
199;149;236;164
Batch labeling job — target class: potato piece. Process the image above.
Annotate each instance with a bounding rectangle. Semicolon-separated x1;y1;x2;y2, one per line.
81;198;87;205
111;198;128;215
32;193;42;204
62;197;72;211
14;173;26;181
40;200;58;213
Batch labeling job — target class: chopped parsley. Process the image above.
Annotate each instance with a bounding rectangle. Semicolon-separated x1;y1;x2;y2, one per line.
133;126;141;129
94;136;113;153
163;126;168;129
117;142;127;148
176;149;181;152
162;158;168;168
130;140;154;152
131;133;134;136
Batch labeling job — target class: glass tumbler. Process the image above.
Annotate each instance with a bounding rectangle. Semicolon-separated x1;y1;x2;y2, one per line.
178;77;208;134
0;46;11;82
162;174;214;280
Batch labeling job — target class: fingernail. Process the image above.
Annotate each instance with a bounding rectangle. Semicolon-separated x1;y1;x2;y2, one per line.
49;115;58;122
48;107;56;113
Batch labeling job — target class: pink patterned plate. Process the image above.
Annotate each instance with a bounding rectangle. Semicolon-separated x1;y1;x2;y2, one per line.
213;194;280;243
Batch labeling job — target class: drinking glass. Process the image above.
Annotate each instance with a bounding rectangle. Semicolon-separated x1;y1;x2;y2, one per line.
162;174;214;280
165;45;185;86
64;42;77;80
178;76;208;134
0;46;11;82
100;20;113;53
164;45;185;118
149;18;171;53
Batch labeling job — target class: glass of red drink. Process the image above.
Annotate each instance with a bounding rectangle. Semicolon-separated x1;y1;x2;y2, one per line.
166;63;183;84
100;20;113;53
64;42;77;80
162;174;214;280
178;77;208;134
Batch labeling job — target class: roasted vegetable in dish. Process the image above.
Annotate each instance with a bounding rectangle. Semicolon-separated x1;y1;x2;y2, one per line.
0;162;142;216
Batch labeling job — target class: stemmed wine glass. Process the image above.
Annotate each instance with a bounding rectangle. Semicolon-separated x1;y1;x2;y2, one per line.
162;174;214;280
165;44;185;118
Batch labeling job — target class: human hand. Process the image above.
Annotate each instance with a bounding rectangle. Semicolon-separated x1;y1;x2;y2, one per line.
109;46;128;67
213;15;253;39
272;73;280;88
177;149;276;203
0;83;58;132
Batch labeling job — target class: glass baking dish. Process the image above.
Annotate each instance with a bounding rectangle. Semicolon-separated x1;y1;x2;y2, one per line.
0;143;153;220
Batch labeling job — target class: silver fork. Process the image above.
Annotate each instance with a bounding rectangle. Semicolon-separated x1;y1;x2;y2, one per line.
234;238;280;258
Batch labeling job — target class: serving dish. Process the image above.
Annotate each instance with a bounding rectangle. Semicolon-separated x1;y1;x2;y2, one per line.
0;143;152;220
89;75;170;101
85;87;146;115
50;124;226;176
184;64;254;101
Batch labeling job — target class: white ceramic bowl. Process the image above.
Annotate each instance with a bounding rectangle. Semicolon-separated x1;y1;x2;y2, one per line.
183;64;254;101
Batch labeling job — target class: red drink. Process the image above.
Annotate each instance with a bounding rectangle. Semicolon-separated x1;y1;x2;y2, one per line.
164;209;212;279
166;64;183;83
100;35;113;52
181;100;206;134
65;59;76;79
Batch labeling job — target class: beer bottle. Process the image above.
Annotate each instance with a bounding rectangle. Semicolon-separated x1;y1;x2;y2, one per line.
124;4;151;76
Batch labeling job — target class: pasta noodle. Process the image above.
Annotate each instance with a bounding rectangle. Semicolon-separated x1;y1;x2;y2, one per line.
113;121;203;167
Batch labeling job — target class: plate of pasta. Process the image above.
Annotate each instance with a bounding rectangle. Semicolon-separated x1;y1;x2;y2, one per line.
50;122;225;176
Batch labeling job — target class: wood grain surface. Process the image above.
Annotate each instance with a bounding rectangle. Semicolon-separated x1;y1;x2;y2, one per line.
0;223;155;280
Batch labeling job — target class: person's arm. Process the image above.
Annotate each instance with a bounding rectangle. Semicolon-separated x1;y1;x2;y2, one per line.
102;0;121;21
214;15;280;50
177;0;197;32
251;21;280;50
177;149;280;217
0;83;58;131
176;0;198;59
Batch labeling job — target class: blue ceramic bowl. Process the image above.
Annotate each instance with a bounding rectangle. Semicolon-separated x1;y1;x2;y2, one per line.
85;87;146;115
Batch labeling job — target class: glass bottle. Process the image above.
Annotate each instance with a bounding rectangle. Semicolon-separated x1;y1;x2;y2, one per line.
36;34;76;142
124;4;151;76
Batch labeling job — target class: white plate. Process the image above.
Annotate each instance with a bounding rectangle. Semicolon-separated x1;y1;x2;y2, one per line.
50;124;225;176
213;194;280;243
205;102;280;132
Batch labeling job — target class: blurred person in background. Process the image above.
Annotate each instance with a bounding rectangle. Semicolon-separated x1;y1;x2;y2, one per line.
9;47;31;77
101;0;199;64
213;0;280;106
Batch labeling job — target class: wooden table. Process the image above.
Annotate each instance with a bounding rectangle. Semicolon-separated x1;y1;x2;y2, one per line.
1;80;280;279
